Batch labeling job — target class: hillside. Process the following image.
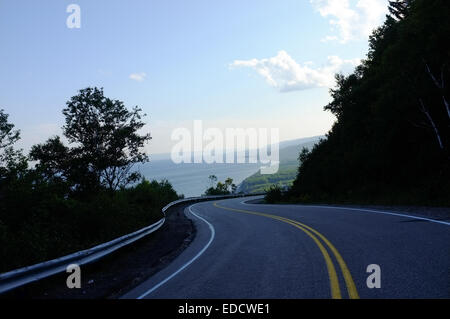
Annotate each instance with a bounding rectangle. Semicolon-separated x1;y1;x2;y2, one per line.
238;136;322;193
288;0;450;205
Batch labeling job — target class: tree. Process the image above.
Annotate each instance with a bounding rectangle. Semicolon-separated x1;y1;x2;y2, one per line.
224;177;233;192
388;0;412;20
0;110;19;149
60;87;151;191
324;74;360;119
223;177;237;193
216;182;227;193
208;175;218;188
289;0;450;205
29;136;70;183
298;147;311;164
265;185;283;204
0;109;26;179
204;176;234;196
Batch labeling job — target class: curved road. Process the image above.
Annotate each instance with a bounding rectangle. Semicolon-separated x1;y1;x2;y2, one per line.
122;196;450;299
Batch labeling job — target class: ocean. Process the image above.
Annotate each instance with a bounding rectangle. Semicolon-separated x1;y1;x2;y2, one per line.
135;137;322;197
136;159;261;198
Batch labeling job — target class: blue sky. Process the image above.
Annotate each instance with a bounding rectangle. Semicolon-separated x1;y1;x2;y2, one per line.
0;0;389;154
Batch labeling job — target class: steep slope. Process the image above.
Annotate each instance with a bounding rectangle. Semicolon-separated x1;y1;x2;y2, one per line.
238;137;322;193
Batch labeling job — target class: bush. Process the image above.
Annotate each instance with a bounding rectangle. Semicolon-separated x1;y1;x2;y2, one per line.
264;185;284;204
0;178;179;273
0;93;181;273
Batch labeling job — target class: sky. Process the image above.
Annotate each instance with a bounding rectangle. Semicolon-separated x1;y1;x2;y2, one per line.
0;0;389;155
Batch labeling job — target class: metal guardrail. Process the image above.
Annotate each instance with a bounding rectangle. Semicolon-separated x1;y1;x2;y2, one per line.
0;193;263;294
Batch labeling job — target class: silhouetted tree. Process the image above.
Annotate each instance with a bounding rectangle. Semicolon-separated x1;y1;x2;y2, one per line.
35;87;153;192
388;0;412;20
290;0;450;205
30;136;69;182
0;109;26;181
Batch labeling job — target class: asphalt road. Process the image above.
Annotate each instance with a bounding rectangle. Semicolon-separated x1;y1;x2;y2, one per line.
122;196;450;299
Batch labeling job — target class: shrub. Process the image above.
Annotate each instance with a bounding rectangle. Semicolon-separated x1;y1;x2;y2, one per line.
0;178;180;273
265;185;283;204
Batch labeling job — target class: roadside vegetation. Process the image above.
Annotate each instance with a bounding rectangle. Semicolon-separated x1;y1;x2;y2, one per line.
264;185;284;204
203;175;237;196
267;0;450;206
239;139;320;194
0;88;179;273
239;167;296;194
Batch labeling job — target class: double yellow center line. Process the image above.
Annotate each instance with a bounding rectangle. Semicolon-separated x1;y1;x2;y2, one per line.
213;201;359;299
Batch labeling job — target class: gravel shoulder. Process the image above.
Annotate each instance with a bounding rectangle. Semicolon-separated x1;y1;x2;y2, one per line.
1;203;195;299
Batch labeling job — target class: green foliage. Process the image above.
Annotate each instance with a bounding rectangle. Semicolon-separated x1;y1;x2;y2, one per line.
264;185;284;204
28;87;152;197
0;109;26;180
61;87;151;191
290;0;450;205
204;177;236;196
0;178;179;273
208;175;218;188
0;93;179;273
239;167;297;194
239;140;321;194
0;109;20;153
389;0;411;20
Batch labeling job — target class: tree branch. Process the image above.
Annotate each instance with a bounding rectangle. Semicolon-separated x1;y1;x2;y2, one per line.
419;98;444;150
425;62;443;89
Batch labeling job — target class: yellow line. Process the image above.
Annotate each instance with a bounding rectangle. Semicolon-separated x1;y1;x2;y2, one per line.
278;217;360;299
213;202;342;299
272;218;342;299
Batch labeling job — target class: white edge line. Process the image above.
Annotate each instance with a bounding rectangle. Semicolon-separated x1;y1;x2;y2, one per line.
137;204;216;299
240;198;450;226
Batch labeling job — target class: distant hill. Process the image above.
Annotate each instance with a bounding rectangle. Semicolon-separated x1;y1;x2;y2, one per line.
277;136;325;150
238;136;323;194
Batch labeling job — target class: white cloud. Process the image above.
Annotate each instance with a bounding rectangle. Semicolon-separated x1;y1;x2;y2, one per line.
310;0;389;43
231;50;360;92
129;72;147;82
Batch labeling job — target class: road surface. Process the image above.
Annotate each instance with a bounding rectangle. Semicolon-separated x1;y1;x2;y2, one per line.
122;196;450;299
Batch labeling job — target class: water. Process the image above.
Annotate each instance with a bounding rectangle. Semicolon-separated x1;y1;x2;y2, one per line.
135;136;323;197
136;160;261;197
